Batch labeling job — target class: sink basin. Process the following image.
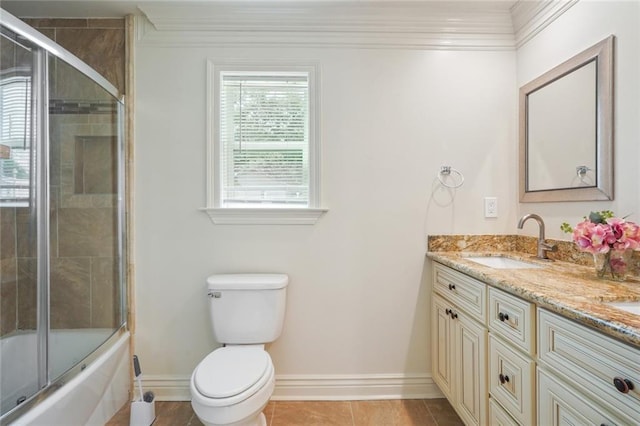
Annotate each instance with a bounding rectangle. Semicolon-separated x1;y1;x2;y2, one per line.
465;255;543;269
605;302;640;316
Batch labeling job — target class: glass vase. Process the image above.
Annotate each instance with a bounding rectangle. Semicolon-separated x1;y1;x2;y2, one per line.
593;249;632;281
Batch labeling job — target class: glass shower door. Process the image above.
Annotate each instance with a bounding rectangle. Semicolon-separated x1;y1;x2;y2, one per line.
1;11;126;422
0;27;39;416
47;55;123;380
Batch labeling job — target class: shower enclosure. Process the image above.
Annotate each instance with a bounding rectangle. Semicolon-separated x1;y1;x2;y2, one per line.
0;11;126;423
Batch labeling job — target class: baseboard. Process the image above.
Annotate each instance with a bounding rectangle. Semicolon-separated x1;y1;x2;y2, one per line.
141;375;191;401
271;374;443;401
143;373;443;402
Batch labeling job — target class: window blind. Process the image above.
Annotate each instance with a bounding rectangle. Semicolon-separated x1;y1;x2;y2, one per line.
220;73;309;207
0;75;31;204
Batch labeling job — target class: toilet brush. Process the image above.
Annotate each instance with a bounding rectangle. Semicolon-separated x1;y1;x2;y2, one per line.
130;355;155;426
133;355;144;401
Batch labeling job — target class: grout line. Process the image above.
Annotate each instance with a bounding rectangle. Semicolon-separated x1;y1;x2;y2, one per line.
268;400;275;426
348;401;356;426
422;399;439;426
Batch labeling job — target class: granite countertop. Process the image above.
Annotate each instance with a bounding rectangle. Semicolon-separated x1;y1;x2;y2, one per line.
426;250;640;349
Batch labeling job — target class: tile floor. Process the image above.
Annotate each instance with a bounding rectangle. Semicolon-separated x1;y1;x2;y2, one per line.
106;398;463;426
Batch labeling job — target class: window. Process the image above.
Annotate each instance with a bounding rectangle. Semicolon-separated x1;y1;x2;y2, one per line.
205;62;325;224
0;75;32;206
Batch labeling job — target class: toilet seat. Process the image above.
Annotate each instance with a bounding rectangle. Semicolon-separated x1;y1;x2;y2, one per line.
192;346;273;407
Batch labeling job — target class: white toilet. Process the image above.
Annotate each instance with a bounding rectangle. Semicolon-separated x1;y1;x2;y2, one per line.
190;273;288;426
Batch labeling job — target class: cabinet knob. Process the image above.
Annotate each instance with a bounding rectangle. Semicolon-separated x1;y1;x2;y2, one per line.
498;312;509;322
448;283;456;290
499;373;510;384
445;309;457;320
613;377;634;394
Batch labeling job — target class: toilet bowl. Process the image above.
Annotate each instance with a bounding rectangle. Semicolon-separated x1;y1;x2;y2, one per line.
190;345;275;426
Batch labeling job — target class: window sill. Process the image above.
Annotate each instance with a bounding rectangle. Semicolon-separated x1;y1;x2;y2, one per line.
200;207;328;225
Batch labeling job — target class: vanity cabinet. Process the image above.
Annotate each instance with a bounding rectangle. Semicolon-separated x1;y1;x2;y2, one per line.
537;308;640;425
431;260;640;426
432;264;488;426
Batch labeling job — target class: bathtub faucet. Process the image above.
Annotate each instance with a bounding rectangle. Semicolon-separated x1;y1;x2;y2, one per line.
517;213;557;260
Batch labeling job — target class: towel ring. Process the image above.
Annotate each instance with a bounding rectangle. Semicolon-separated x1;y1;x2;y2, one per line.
438;166;464;189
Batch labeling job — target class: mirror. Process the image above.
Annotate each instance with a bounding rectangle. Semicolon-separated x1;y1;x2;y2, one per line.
519;35;614;202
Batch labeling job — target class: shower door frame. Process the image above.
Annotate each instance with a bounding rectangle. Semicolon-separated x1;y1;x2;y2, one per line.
0;10;127;424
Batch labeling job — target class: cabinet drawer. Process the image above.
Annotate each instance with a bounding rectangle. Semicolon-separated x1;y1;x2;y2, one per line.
489;398;521;426
538;367;632;426
433;263;486;322
488;287;535;355
538;308;640;420
489;335;535;425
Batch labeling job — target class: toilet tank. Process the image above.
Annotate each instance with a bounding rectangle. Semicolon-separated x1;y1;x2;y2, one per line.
206;273;288;344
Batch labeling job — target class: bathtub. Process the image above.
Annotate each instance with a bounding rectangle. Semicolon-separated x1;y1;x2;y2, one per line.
1;328;130;425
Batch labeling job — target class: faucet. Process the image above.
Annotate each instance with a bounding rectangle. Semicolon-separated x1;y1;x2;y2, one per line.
517;213;557;260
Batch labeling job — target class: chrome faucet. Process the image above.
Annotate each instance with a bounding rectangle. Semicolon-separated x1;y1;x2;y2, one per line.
517;213;557;260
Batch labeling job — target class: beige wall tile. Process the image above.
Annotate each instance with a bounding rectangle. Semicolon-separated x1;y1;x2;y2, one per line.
0;257;16;285
91;257;119;328
88;19;125;29
0;274;18;336
50;257;91;329
23;18;88;28
15;208;36;259
57;208;116;257
17;258;37;330
54;28;124;93
1;207;16;260
75;136;117;194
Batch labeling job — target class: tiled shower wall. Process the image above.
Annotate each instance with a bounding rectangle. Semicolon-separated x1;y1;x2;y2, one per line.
0;19;125;336
0;208;18;335
23;18;125;94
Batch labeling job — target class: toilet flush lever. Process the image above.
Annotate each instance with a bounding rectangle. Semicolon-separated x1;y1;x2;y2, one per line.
208;291;221;298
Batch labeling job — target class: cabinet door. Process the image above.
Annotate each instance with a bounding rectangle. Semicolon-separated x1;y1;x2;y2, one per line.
432;294;454;400
538;367;623;426
455;310;488;426
489;335;535;425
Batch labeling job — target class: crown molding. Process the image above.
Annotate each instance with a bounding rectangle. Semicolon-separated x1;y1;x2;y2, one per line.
510;0;580;48
137;1;517;50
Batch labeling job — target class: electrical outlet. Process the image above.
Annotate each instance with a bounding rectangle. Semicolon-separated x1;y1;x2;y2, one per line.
484;197;498;218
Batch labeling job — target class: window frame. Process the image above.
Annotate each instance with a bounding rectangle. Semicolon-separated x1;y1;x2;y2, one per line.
203;61;326;225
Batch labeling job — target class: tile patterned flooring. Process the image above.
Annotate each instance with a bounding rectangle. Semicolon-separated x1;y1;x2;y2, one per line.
106;398;464;426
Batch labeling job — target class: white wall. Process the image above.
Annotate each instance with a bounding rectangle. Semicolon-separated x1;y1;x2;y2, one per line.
516;0;640;240
133;26;516;397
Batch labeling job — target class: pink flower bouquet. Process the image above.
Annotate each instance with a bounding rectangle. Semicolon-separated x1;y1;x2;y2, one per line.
562;211;640;280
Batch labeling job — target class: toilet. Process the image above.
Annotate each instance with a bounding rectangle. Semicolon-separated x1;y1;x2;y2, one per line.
190;273;288;426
